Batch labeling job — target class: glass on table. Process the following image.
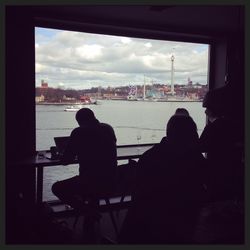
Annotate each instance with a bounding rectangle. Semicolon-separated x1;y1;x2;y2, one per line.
37;150;47;159
136;130;142;144
50;146;59;159
136;130;142;153
151;130;157;143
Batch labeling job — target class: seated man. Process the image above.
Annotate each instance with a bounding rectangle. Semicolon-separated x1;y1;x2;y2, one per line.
52;108;117;209
199;86;244;201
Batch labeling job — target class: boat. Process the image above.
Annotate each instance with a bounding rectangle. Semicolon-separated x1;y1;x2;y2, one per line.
64;105;85;112
80;96;98;105
64;97;99;111
127;95;138;101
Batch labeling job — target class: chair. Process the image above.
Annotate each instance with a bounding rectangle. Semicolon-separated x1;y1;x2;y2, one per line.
72;161;138;242
72;192;119;242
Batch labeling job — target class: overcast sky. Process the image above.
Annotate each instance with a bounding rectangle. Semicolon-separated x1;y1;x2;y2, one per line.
35;27;209;90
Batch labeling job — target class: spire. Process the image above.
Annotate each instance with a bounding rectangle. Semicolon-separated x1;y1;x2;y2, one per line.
170;54;175;95
143;74;146;100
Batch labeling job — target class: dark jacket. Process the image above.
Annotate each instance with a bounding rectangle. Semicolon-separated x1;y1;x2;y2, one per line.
135;138;207;208
119;138;207;243
199;117;243;200
61;120;117;189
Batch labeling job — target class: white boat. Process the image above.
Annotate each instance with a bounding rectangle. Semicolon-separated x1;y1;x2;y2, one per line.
64;105;84;112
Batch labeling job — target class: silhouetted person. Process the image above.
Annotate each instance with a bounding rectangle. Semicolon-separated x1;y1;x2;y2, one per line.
119;115;207;244
194;87;245;244
52;108;117;209
174;108;190;116
160;108;190;143
199;86;244;201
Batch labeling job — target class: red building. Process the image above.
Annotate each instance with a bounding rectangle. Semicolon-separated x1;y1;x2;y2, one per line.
41;80;48;88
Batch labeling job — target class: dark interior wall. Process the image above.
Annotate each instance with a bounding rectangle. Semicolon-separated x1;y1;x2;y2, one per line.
226;30;245;131
209;39;228;89
6;6;36;160
5;7;36;243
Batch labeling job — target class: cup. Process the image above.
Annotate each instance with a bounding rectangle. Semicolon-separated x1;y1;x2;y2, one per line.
37;150;46;159
50;146;58;159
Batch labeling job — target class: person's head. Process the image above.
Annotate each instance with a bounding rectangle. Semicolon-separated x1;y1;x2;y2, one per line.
174;108;189;116
203;86;229;121
166;115;198;146
75;108;98;126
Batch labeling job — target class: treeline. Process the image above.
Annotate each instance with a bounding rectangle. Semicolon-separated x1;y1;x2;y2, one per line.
36;85;132;101
36;87;101;102
36;83;208;102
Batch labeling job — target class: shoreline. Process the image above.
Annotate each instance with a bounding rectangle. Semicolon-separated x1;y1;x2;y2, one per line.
36;100;202;105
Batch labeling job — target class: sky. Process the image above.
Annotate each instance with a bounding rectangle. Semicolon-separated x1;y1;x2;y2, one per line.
35;27;209;90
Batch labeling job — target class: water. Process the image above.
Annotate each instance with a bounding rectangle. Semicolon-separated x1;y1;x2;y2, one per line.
36;100;206;201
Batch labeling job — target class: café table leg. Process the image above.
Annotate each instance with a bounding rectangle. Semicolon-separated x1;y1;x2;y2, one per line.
37;167;44;204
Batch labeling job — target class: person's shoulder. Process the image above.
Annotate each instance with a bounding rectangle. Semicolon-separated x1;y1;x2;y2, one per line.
138;143;167;169
100;122;113;127
142;142;164;158
160;136;166;143
211;117;232;132
71;127;81;134
202;118;223;132
71;126;91;136
68;127;82;141
99;123;116;140
100;122;114;131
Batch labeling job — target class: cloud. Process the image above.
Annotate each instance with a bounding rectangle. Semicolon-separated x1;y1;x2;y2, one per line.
145;42;152;48
57;82;65;89
35;27;209;89
121;37;132;44
75;44;103;60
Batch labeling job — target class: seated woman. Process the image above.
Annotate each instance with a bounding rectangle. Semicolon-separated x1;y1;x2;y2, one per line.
119;115;208;244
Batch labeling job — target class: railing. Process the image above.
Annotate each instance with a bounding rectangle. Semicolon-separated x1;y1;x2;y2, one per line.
35;143;156;204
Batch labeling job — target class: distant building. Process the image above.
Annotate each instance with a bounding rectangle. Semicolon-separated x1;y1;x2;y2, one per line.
41;80;48;88
80;95;91;102
193;82;202;88
187;77;193;86
35;94;45;103
62;95;76;102
187;92;198;100
103;93;112;99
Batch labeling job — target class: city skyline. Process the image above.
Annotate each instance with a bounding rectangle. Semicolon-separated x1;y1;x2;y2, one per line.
35;27;209;90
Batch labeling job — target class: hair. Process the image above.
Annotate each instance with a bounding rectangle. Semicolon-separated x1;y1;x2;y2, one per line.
166;115;198;146
174;108;189;116
202;86;229;117
75;108;97;125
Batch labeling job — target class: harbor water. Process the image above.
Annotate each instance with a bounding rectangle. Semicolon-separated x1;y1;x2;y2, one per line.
36;100;206;201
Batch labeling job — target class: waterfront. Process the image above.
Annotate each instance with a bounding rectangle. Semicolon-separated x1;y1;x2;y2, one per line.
36;100;206;201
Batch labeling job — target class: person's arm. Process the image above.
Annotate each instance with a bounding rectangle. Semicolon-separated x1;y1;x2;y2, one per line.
199;125;212;153
160;136;167;143
106;123;117;143
134;148;155;196
60;129;78;165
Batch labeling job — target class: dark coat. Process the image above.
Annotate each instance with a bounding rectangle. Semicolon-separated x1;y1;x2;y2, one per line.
199;117;244;201
119;138;207;244
61;121;117;189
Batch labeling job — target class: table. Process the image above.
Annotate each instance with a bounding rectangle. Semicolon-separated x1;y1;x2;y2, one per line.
34;144;155;203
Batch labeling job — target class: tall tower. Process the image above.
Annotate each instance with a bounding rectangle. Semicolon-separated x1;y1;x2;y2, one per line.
170;54;175;95
143;74;146;100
